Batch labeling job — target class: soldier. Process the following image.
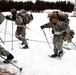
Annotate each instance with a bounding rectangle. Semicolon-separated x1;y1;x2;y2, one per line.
15;9;29;49
15;9;33;49
6;8;33;49
40;11;71;58
0;10;14;63
0;10;5;24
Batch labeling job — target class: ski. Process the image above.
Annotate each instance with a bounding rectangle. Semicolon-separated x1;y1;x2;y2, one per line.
63;46;71;50
19;47;29;49
0;60;17;65
9;60;17;63
48;55;63;60
48;52;65;59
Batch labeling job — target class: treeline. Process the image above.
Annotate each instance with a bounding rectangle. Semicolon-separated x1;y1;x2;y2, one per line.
0;0;74;12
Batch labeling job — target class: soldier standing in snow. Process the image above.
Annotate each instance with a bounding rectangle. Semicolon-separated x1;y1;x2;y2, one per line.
40;11;73;58
6;8;33;49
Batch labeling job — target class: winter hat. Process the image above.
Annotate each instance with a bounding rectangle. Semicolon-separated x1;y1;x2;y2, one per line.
10;8;17;14
51;11;58;19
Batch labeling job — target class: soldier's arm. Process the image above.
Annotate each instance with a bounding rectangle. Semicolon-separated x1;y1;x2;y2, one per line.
40;22;52;29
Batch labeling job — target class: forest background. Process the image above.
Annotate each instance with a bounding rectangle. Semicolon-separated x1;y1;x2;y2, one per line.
0;0;74;12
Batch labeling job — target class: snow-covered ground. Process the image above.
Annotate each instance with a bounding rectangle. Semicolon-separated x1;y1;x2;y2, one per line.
0;11;76;75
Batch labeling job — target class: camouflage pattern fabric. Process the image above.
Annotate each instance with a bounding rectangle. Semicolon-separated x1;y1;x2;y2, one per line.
0;45;9;56
0;12;5;24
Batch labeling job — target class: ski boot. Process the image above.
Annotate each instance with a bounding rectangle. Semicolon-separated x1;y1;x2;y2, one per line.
57;51;64;57
3;53;14;64
51;53;57;58
23;45;29;49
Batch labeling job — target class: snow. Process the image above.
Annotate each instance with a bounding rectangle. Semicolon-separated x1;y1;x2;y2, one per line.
0;11;76;75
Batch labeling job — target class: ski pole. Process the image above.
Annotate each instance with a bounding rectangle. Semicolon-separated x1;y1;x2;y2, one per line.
18;25;44;37
4;19;7;42
71;41;76;48
11;21;13;50
0;37;5;44
26;38;52;44
0;55;22;72
42;29;51;49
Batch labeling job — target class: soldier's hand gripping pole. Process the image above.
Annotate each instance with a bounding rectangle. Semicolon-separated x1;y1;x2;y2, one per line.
0;55;22;72
42;29;51;49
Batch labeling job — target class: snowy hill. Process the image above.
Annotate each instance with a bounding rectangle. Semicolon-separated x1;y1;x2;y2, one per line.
0;12;76;75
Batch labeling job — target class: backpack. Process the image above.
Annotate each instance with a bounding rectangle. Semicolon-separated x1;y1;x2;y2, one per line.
58;13;69;23
48;11;69;23
0;12;5;24
15;12;30;25
49;11;75;42
63;30;75;42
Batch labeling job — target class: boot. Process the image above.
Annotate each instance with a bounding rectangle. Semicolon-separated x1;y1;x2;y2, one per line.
23;45;29;49
3;54;14;64
59;51;63;54
3;59;10;64
51;53;57;58
58;51;63;57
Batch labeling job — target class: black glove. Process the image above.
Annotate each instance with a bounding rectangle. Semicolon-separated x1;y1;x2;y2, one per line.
6;15;10;20
62;32;67;36
11;16;16;21
40;26;45;29
52;30;54;34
